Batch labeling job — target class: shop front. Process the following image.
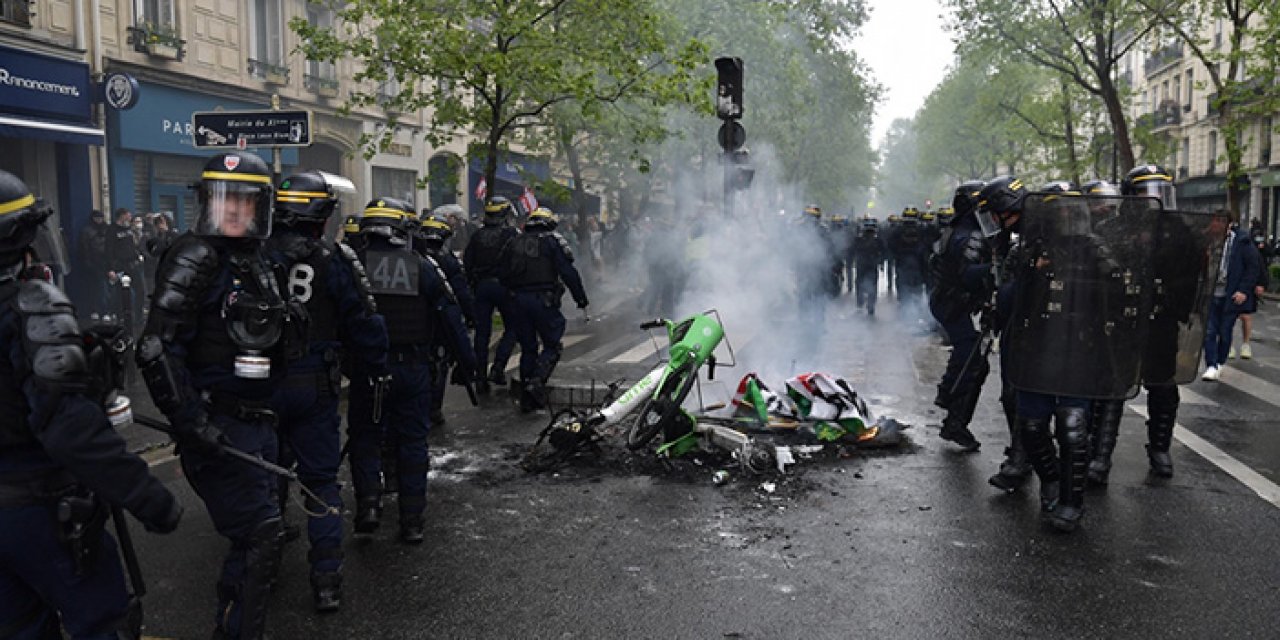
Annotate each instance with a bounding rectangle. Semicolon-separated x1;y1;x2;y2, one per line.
106;80;297;230
0;44;100;264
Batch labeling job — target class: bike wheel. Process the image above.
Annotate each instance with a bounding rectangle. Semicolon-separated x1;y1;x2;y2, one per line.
626;361;697;450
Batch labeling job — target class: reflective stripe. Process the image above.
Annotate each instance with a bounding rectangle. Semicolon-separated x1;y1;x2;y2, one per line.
277;196;311;203
0;194;35;216
201;171;272;183
363;208;405;218
278;190;330;198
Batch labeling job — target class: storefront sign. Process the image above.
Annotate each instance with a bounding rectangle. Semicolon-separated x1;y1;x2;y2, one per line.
0;45;93;123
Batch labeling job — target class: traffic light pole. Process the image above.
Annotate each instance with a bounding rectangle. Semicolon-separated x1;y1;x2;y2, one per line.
714;56;745;219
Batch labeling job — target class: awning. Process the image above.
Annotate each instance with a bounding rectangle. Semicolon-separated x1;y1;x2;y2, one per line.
0;114;104;146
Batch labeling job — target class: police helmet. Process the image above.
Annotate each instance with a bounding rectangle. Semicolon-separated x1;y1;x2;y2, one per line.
936;206;956;225
525;207;558;231
195;153;274;240
1081;179;1120;197
803;204;822;219
419;214;454;243
975;175;1027;237
952;180;986;218
484;196;513;224
0;170;52;266
887;214;901;224
922;211;936;223
359;197;415;234
274;170;342;226
1121;164;1177;208
341;214;362;235
902;206;920;219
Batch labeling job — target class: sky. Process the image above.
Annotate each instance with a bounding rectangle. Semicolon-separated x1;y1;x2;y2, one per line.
851;0;957;149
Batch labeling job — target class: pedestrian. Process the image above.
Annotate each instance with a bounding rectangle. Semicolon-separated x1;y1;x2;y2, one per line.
269;171;390;611
501;207;589;412
346;198;475;543
415;209;479;426
106;208;144;329
136;152;292;638
0;170;182;638
1202;214;1262;381
463;196;520;393
927;180;996;455
1228;227;1271;360
76;208;111;319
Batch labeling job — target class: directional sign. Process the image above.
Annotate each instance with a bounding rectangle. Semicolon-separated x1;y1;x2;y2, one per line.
191;109;313;149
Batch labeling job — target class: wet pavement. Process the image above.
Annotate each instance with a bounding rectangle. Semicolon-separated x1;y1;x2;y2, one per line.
127;283;1280;638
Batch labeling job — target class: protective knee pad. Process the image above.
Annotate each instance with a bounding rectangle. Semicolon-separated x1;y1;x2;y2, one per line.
238;517;284;638
1018;417;1057;480
1054;406;1091;506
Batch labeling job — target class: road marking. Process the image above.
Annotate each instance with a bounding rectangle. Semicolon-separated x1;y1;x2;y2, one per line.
504;334;590;372
1214;366;1280;407
609;335;667;364
1128;403;1280;509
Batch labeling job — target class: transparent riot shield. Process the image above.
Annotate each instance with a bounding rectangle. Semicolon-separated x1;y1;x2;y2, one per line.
1143;209;1229;384
1006;194;1159;399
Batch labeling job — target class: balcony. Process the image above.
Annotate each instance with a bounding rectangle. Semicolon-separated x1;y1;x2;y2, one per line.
1152;100;1182;128
248;59;290;85
304;73;339;98
1;0;33;27
128;23;186;61
1145;43;1183;77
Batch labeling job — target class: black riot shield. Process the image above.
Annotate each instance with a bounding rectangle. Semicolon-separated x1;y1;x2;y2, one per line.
1143;209;1229;385
1006;194;1159;399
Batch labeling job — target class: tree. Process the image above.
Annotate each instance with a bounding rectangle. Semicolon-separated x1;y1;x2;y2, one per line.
877;118;947;212
947;0;1160;174
1136;0;1280;214
293;0;705;194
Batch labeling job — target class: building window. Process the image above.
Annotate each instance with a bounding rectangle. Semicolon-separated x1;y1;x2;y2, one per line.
1262;118;1273;167
428;154;461;207
1;0;32;26
1184;69;1193;108
249;0;284;66
1208;131;1218;174
372;167;417;208
135;0;177;28
1181;137;1191;178
305;4;335;81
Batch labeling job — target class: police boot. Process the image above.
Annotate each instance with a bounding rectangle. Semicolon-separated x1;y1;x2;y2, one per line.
354;496;382;534
1088;399;1123;486
519;381;545;413
399;515;425;545
1048;407;1089;533
233;518;284;639
311;572;342;612
938;365;985;452
1145;385;1178;477
1017;416;1059;512
988;420;1032;494
488;363;508;386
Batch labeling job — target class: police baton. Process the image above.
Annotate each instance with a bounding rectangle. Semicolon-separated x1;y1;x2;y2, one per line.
111;505;146;598
132;413;298;482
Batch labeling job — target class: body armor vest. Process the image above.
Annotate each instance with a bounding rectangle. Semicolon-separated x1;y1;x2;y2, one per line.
0;283;30;446
469;225;510;279
505;233;557;290
360;243;434;347
277;236;339;344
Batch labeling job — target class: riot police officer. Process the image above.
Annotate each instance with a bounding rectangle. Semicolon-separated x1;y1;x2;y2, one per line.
136;152;291;637
464;197;520;394
348;198;476;543
0;170;182;638
1088;167;1192;482
885;213;901;294
268;171;389;611
851;216;886;315
829;215;854;295
415;210;478;426
928;180;992;453
501;207;588;412
889;207;929;318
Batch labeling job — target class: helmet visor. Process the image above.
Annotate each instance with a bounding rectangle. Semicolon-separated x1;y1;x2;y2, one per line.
1132;180;1176;209
975;209;1003;237
198;181;272;239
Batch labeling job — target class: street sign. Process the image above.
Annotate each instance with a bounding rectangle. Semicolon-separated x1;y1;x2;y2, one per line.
718;121;746;152
191;109;313;149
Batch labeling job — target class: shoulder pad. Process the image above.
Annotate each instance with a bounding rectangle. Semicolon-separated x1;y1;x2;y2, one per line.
336;241;378;313
422;254;458;304
550;232;574;261
272;233;319;262
148;235;220;339
13;281;89;389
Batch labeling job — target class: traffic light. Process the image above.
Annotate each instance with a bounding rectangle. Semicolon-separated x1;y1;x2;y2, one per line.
715;57;744;120
729;148;754;190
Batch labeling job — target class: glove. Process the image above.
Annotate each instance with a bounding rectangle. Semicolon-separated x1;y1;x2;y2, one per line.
576;298;589;309
175;414;225;458
142;499;183;534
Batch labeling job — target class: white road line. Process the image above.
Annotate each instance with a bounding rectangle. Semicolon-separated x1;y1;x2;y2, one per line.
1128;403;1280;509
609;335;667;364
1214;366;1280;406
1178;386;1214;406
504;334;590;372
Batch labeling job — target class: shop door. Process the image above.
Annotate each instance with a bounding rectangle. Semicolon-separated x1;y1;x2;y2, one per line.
154;184;197;231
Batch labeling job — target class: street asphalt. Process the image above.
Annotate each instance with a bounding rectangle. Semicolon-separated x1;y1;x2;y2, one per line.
123;281;1280;639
